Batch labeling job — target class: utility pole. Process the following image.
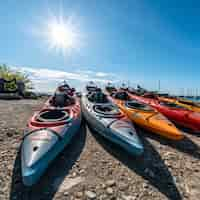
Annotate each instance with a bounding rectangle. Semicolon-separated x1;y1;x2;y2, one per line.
196;88;198;99
127;80;130;88
158;80;160;92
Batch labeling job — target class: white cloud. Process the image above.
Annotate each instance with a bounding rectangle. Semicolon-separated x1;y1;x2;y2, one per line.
95;72;110;77
11;66;119;93
75;70;114;78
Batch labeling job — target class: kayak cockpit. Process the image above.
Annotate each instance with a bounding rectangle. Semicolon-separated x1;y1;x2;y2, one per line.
85;91;123;117
125;100;154;112
30;109;73;127
105;83;117;93
93;104;121;116
111;91;131;101
159;101;188;110
36;110;71;122
87;91;109;104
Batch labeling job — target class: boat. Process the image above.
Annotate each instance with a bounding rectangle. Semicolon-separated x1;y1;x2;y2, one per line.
86;81;98;92
105;82;117;94
109;91;183;140
159;96;200;112
127;85;148;95
128;92;200;133
81;90;143;156
21;91;81;186
120;83;129;91
127;87;139;95
56;81;76;96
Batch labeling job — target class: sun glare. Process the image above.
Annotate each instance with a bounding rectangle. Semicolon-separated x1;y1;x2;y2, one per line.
48;20;76;51
34;12;82;56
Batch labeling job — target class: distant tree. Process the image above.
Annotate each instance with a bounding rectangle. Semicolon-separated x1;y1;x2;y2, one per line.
0;64;33;90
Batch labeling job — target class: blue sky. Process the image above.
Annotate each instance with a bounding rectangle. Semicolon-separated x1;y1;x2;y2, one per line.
0;0;199;94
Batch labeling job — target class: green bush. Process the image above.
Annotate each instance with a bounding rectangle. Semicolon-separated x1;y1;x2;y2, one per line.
0;64;33;90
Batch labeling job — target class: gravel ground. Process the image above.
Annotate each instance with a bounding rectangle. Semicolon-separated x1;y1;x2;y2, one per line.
0;99;200;200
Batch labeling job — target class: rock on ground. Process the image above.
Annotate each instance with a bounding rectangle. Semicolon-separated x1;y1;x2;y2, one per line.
0;99;200;200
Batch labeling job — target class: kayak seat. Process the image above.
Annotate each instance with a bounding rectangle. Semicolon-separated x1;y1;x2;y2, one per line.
88;92;109;103
125;101;154;111
52;92;75;107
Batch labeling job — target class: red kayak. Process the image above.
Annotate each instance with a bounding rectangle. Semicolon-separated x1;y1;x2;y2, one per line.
128;93;200;133
21;92;81;186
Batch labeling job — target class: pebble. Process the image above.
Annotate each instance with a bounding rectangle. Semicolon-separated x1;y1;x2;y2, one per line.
106;187;114;195
76;191;83;198
101;183;106;189
119;182;129;191
85;191;96;199
99;194;107;200
6;132;13;137
72;172;77;177
7;164;13;171
64;191;69;196
142;183;149;189
79;169;85;174
1;151;7;155
164;152;176;160
106;180;116;187
121;195;136;200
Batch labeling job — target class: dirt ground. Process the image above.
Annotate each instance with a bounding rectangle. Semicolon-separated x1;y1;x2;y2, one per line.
0;99;200;200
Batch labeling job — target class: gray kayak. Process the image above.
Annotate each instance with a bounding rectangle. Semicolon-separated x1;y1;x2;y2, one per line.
81;94;143;156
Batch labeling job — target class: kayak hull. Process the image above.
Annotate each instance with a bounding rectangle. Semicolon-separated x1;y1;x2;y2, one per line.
138;122;183;140
81;95;143;156
129;114;183;140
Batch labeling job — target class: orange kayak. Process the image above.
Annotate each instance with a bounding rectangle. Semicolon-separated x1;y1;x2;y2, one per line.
109;92;184;140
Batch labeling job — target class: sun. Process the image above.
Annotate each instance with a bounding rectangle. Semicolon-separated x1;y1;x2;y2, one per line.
47;18;78;53
33;12;82;56
49;22;74;48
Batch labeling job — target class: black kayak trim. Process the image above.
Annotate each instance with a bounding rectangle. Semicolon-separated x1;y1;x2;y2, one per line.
107;119;119;128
